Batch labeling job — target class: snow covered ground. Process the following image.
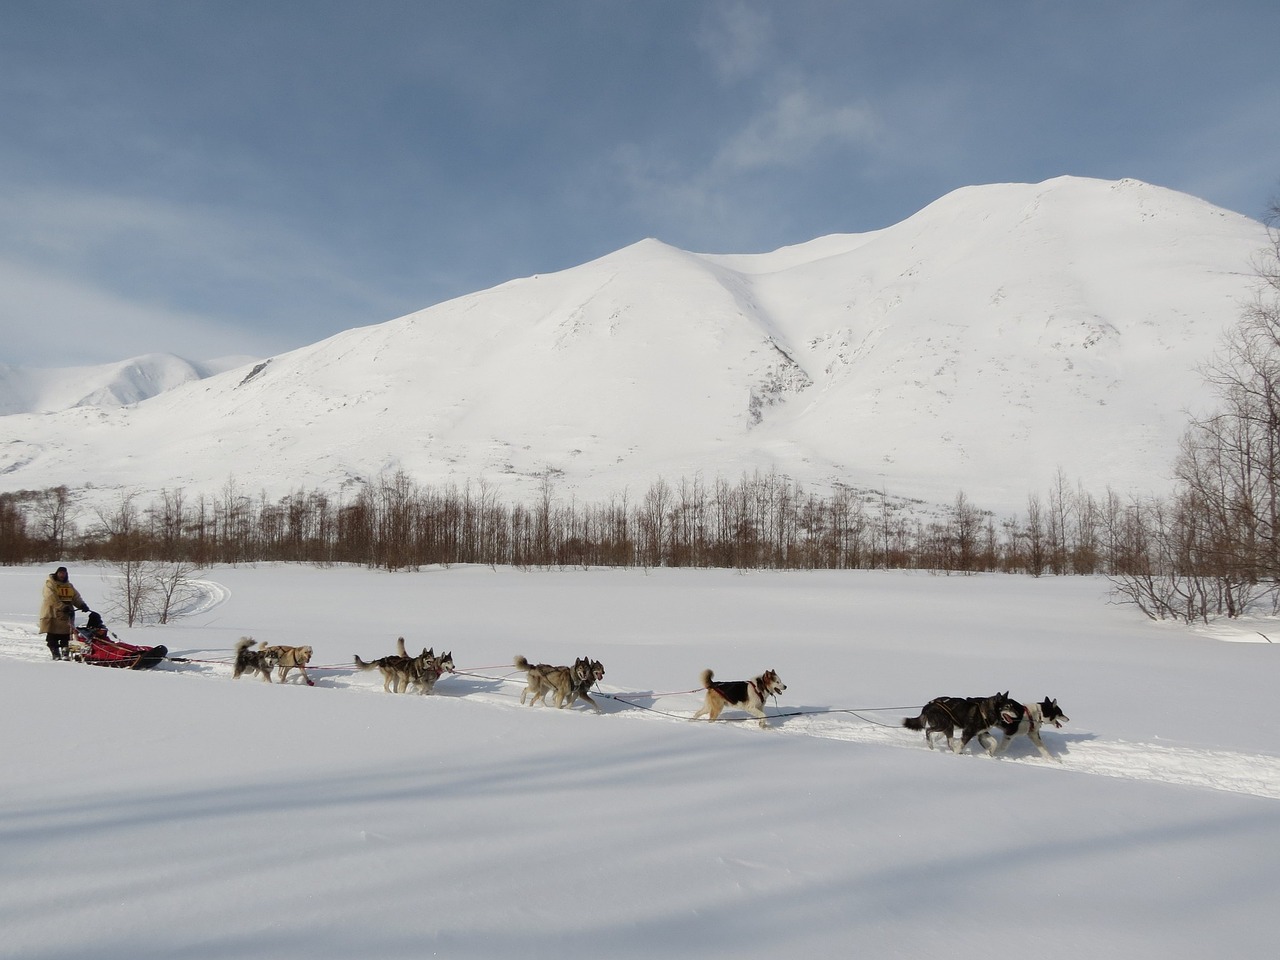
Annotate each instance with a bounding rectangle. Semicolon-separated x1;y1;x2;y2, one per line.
2;563;1278;959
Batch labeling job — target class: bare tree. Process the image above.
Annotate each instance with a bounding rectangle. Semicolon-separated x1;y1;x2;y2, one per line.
152;559;204;624
640;477;673;568
1114;205;1280;618
33;485;77;557
950;490;984;572
95;491;152;626
1024;494;1047;577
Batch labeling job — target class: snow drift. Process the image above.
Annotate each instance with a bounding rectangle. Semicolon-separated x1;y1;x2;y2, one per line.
1;564;1278;958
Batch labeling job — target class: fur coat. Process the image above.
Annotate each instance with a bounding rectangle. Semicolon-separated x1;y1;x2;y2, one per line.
37;572;87;635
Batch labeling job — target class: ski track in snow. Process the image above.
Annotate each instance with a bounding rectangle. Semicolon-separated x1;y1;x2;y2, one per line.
776;710;1280;801
2;578;1277;803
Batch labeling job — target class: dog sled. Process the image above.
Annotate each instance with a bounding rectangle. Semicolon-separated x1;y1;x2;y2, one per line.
69;613;167;670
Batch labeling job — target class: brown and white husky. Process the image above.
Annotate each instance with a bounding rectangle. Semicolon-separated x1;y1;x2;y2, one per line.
693;668;787;728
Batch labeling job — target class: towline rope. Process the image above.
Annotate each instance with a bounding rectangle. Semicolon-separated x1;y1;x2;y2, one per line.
161;655;356;671
597;692;920;726
152;657;921;727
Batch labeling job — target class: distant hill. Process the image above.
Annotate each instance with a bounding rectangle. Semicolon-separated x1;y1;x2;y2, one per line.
0;176;1266;514
0;353;255;416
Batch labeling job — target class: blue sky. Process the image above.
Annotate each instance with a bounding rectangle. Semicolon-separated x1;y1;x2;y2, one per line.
3;0;1278;367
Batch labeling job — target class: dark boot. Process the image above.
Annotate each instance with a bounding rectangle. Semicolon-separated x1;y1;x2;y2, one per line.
58;640;71;660
46;637;63;660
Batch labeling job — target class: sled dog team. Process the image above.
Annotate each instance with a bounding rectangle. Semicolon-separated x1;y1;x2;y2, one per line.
232;640;1068;758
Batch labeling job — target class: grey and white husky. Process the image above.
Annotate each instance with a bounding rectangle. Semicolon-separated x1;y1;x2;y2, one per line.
232;636;277;682
513;655;605;711
409;649;454;695
355;637;434;693
561;656;606;713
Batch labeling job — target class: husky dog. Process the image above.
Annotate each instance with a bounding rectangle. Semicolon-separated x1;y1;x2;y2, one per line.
513;655;600;709
259;644;315;686
993;697;1069;760
902;692;1019;755
560;656;606;712
353;651;403;692
392;636;445;693
408;649;454;695
232;637;277;682
513;655;569;707
355;640;434;693
693;668;787;729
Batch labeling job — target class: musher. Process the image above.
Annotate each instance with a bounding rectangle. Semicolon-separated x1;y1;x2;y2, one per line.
37;566;91;660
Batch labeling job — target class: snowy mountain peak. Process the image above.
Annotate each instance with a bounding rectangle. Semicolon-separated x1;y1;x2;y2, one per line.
0;353;257;416
0;177;1268;513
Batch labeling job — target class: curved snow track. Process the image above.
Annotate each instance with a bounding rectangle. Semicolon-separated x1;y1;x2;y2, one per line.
2;576;1277;803
773;706;1280;801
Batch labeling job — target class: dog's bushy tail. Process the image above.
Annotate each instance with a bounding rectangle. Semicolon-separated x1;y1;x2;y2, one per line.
234;636;255;657
902;714;926;731
353;655;376;671
700;668;715;689
514;655;531;672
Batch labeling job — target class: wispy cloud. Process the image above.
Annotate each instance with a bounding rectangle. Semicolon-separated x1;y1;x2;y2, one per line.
0;186;405;367
610;144;734;239
696;2;774;83
609;79;884;252
0;258;252;368
613;4;884;242
714;86;881;173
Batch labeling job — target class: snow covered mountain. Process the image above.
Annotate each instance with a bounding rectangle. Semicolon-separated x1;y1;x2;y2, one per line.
0;353;253;416
0;176;1267;513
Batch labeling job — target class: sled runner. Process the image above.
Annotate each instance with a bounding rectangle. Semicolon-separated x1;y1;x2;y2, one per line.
69;616;167;670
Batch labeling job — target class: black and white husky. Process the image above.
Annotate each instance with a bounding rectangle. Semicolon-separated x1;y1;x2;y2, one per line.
993;697;1069;760
902;692;1020;755
693;668;787;729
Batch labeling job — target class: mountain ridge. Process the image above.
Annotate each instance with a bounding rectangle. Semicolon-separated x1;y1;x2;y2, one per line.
0;353;256;416
0;176;1266;514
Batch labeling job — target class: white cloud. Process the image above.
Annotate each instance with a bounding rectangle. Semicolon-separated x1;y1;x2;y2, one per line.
607;80;885;251
611;143;731;230
697;2;774;83
0;257;256;367
0;185;403;366
714;87;880;172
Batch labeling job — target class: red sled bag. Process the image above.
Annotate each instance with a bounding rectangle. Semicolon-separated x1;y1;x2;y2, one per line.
71;622;167;670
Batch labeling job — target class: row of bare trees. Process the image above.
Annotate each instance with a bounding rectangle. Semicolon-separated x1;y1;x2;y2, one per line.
1;469;1170;578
